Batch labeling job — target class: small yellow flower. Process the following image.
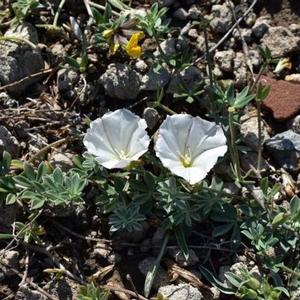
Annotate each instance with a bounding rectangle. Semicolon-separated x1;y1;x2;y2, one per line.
125;31;145;59
110;43;120;54
102;29;114;38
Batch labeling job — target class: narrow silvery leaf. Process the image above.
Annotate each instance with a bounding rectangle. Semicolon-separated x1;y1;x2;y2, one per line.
70;16;83;41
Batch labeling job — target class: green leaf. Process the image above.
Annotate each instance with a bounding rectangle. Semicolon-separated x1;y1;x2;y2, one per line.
6;193;17;205
272;212;286;226
0;233;13;239
290;196;300;216
174;226;189;261
212;223;233;237
260;177;269;196
199;266;235;294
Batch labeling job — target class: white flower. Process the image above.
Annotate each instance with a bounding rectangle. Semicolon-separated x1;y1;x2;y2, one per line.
155;114;228;185
84;109;150;169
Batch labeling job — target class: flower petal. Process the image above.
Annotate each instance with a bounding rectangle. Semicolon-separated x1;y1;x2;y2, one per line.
84;109;150;169
155;114;227;184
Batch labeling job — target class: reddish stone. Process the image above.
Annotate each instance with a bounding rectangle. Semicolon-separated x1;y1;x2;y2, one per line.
260;75;300;121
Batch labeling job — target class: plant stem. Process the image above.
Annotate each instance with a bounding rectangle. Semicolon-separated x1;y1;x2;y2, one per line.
144;233;169;297
256;99;262;175
203;26;213;88
158;103;176;115
0;35;36;49
88;1;120;16
53;0;67;27
228;108;242;182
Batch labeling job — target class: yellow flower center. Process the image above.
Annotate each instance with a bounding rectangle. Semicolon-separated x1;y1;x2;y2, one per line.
118;150;129;160
181;153;192;168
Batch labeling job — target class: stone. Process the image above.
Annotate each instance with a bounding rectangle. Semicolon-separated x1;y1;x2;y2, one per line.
188;5;201;20
210;2;233;34
50;152;74;171
167;66;203;94
214;50;235;73
0;250;19;280
100;63;141;100
77;81;100;106
158;0;175;6
0;92;18;108
240;109;270;150
291;115;300;134
158;284;203;300
289;24;300;36
158;38;177;57
173;8;189;20
241;152;269;174
28;133;48;155
252;16;271;39
188;29;199;39
57;69;79;92
264;130;300;172
232;28;252;44
233;52;247;87
138;257;169;289
262;26;300;57
16;285;47;300
261;76;300;121
248;49;261;69
0;126;19;157
143;107;160;129
50;43;66;58
0;23;44;94
135;59;148;73
0;203;16;233
168;248;199;267
141;66;171;91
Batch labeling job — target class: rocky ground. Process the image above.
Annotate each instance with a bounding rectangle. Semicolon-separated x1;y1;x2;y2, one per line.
1;0;300;299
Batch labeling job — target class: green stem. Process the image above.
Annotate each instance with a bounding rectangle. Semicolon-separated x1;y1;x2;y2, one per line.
228;108;242;182
88;0;120;16
53;0;67;27
144;233;169;297
158;103;176;115
203;26;213;88
0;35;36;49
256;100;262;175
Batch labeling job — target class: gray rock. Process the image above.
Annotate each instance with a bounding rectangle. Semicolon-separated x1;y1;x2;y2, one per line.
173;8;189;20
214;49;235;73
135;59;148;73
223;182;239;195
168;248;199;267
50;152;74;171
138;257;169;289
28;133;48;155
0;92;18;108
0;250;19;280
188;5;201;20
100;63;141;100
0;204;16;232
0;23;44;94
158;284;203;300
232;28;252;44
213;65;223;79
188;29;199;39
50;43;67;58
0;126;19;157
158;38;177;57
16;286;47;300
141;66;170;91
158;0;175;7
289;24;300;36
143;107;160;129
57;69;79;92
167;66;203;94
252;16;271;39
233;52;248;87
244;11;256;27
248;49;261;69
262;26;300;57
241;152;269;174
264;130;300;171
291;115;300;134
210;2;233;33
240;110;270;151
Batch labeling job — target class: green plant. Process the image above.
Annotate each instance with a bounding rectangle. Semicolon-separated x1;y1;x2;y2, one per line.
78;284;110;300
12;0;41;25
8;163;87;209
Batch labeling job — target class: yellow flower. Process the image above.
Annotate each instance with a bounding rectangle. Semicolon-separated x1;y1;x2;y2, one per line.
125;32;145;59
110;43;120;54
102;29;114;38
